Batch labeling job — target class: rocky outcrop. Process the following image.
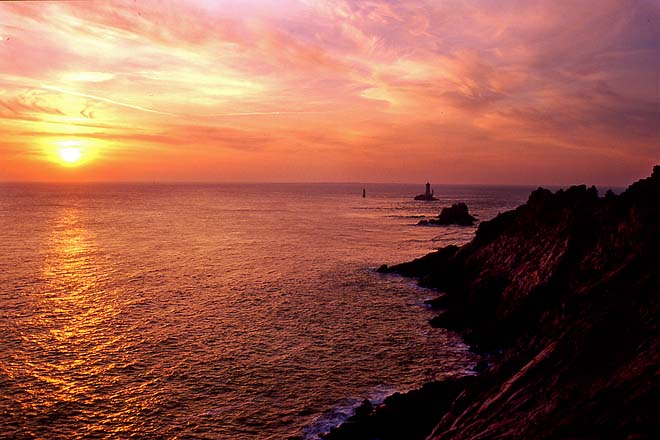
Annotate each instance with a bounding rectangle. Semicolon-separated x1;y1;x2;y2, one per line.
321;378;473;440
331;166;660;439
414;193;439;201
418;203;477;226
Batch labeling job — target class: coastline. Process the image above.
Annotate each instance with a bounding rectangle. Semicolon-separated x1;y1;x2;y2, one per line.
320;166;660;439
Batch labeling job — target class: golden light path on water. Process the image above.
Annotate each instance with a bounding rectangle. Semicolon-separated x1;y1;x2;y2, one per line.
5;205;171;437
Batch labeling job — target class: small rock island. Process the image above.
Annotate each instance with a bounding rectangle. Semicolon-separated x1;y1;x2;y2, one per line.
418;202;477;226
414;182;438;201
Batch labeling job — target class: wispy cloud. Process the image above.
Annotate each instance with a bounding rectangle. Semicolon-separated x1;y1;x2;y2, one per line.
0;0;658;184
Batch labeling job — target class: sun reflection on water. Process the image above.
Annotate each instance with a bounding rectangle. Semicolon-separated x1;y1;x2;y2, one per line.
7;206;158;437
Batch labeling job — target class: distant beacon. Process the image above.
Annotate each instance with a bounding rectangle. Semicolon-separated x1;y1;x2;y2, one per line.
414;182;438;201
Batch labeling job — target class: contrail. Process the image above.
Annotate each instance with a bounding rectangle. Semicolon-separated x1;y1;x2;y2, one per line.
42;85;324;118
42;85;176;116
199;111;324;117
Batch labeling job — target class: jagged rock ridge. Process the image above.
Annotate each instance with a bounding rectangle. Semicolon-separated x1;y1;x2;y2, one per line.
330;166;660;439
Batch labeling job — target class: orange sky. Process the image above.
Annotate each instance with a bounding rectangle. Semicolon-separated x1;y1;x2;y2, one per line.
0;0;658;184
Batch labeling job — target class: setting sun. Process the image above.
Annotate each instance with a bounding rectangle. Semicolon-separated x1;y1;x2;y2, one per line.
59;147;82;164
44;139;101;169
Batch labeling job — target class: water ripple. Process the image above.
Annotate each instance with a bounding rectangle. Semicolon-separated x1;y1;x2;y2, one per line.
0;183;529;439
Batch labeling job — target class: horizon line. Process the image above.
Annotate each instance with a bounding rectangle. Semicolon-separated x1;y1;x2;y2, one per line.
0;180;628;189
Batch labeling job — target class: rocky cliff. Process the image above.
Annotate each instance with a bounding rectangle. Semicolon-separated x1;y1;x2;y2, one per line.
327;166;660;439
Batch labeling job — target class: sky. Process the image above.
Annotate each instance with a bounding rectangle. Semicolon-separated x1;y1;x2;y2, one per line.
0;0;658;185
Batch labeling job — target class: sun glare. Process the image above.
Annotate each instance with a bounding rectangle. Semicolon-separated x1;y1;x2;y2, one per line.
45;139;100;168
59;147;83;164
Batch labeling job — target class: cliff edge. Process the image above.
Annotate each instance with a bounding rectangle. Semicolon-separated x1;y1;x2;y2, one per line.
329;166;660;439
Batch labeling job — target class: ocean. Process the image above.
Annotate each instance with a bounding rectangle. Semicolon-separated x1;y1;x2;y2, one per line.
0;183;531;439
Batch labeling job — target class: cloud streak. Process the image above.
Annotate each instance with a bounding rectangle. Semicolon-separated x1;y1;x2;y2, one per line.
40;85;323;118
41;85;176;115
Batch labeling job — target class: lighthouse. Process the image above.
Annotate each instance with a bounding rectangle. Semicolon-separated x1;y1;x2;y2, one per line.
414;182;438;201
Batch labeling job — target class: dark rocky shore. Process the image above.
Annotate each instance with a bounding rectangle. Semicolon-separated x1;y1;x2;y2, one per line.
324;166;660;439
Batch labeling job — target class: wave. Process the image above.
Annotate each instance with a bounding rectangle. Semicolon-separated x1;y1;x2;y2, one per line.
299;385;398;439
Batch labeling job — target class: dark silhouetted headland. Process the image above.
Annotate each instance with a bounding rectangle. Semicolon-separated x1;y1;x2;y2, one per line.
327;166;660;439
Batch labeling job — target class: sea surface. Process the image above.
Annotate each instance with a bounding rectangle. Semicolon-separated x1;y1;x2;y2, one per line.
0;183;531;439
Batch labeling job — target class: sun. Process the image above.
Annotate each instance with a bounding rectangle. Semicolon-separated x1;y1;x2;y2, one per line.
51;140;89;167
59;147;82;164
45;139;100;168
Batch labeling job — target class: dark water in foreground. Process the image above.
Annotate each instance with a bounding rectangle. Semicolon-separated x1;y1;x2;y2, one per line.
0;183;530;439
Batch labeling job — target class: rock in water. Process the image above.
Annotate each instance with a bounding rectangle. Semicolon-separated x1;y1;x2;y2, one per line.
414;193;439;201
418;202;477;226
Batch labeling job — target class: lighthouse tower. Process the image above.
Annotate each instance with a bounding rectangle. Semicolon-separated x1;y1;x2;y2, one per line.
414;182;438;200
